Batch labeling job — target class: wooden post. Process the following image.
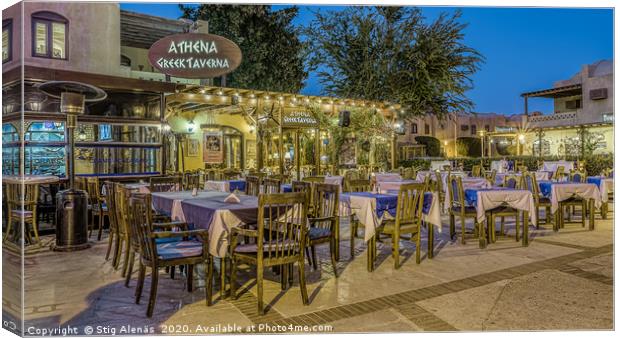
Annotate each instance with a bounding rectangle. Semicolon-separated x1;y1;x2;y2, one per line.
524;96;529;116
391;132;396;170
256;99;264;170
315;128;321;175
295;130;301;180
279;108;284;176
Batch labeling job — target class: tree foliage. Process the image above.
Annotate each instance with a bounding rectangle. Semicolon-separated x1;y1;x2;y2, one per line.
457;137;481;157
305;6;483;120
179;4;307;92
414;136;441;157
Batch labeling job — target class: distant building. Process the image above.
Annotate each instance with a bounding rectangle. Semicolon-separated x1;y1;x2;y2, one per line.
520;59;613;156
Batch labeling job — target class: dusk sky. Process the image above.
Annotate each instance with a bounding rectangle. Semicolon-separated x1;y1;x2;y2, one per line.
120;3;613;116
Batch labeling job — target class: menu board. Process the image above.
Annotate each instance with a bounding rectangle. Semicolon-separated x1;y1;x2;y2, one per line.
203;131;224;163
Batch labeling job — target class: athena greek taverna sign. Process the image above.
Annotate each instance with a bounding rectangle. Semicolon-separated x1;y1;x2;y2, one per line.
148;33;242;78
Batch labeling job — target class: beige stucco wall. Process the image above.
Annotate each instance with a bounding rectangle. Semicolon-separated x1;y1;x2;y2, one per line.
3;2;122;76
2;2;22;72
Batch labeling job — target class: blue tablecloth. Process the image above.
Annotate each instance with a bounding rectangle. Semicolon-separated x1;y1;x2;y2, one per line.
347;192;398;218
586;176;603;188
464;188;511;205
538;181;573;198
228;180;246;192
282;184;292;192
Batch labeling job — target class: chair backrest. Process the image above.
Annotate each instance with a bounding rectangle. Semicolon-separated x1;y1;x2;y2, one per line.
269;174;290;184
434;170;444;195
114;183;132;236
263;178;281;194
345;179;370;192
257;192;307;261
503;174;521;189
245;176;261;196
486;169;497;185
128;193;156;263
395;183;425;228
570;170;586;183
312;183;339;222
75;176;87;191
448;175;466;208
292;181;312;208
150;176;182;193
104;181;118;235
85;177;101;205
471;165;482;177
6;182;39;212
302;176;324;183
552;166;565;181
223;170;241;180
183;172;201;190
518;165;528;173
522;172;541;203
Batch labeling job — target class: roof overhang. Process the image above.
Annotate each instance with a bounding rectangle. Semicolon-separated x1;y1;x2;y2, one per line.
120;10;187;49
520;84;582;98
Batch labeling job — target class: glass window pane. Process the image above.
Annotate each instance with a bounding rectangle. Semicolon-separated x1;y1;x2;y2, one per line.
51;22;65;58
2;26;9;61
35;21;47;55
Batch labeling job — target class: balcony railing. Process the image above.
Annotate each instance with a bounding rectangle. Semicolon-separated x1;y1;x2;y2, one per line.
528;111;577;127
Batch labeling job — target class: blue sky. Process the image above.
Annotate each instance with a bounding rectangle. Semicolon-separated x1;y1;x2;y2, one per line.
120;3;613;115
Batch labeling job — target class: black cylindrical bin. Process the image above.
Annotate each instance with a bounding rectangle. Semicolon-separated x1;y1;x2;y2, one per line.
54;189;91;251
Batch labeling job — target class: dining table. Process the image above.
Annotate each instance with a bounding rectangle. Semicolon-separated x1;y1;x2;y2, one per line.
204;179;246;193
538;181;602;230
338;190;442;271
493;172;550;186
587;176;614;219
464;187;536;248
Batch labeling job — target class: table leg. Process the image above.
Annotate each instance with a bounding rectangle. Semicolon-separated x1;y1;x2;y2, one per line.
601;202;608;220
589;199;595;230
479;220;487;249
366;237;373;272
522;211;529;247
334;216;340;261
220;257;227;299
428;223;434;259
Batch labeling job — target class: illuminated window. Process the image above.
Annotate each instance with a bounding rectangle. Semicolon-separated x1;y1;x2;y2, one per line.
32;11;67;59
411;123;418;134
2;19;11;63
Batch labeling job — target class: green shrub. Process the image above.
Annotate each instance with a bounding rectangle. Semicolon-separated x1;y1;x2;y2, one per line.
456;137;481;157
414;136;441;157
398;158;431;170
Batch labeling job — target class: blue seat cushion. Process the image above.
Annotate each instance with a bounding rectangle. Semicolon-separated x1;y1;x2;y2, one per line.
155;236;184;244
157;240;203;260
309;227;331;240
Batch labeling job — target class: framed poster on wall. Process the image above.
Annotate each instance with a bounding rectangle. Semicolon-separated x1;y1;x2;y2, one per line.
186;138;199;157
203;131;224;163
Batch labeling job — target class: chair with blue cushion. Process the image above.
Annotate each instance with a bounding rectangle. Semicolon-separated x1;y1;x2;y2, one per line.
229;192;309;315
376;183;425;269
345;179;372;259
306;183;339;276
86;177;108;241
522;173;552;229
128;194;213;318
447;175;480;246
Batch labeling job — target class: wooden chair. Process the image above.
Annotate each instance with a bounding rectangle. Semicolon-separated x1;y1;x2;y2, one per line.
306;183;339;276
4;183;40;246
522;173;551;229
183;172;201;190
104;181;120;262
150;176;182;193
471;165;482;177
503;174;521;189
302;176;324;184
223;170;241;180
245;176;261;196
269;174;290;184
375;183;425;269
435;170;446;211
551;166;565;182
114;183;133;276
128;193;213;317
485;169;497;186
262;178;281;194
229;192;309;314
345;179;371;258
569;170;586;183
518;165;528;173
86;177;109;241
291;181;312;210
447;176;479;245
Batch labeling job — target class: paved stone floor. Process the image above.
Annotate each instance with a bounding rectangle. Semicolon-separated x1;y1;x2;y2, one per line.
3;206;614;335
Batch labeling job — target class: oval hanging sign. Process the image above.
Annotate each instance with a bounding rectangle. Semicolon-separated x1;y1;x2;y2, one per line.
148;33;242;79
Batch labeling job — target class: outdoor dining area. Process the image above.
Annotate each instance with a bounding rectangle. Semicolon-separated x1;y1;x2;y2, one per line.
5;156;611;320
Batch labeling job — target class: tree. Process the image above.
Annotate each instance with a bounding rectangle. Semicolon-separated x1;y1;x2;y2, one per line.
306;6;483;120
179;4;307;92
457;137;481;157
414;136;441;157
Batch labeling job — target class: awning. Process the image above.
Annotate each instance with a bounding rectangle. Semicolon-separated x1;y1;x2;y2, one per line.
520;84;582;98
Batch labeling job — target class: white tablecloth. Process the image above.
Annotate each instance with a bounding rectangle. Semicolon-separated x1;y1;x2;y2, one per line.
205;180;229;192
444;178;492;210
549;183;602;214
430;160;451;171
372;173;402;182
416;171;467;184
600;178;614;203
325;176;344;186
491;160;508;173
473;189;537;226
339;192;442;242
494;172;549;186
376;180;419;193
542;161;574;172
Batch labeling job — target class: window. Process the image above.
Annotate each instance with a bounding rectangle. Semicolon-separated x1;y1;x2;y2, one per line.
424;124;430;134
471;125;477;135
2;19;11;63
484;124;490;132
32;11;67;59
411;123;418;134
460;125;469;131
